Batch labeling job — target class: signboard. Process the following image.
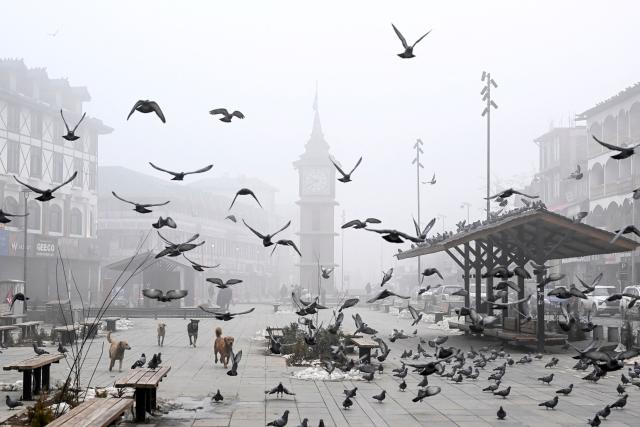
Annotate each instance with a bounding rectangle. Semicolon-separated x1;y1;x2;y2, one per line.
34;238;56;257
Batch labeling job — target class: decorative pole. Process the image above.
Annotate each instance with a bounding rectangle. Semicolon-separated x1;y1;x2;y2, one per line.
22;189;29;313
341;209;345;293
412;139;424;286
481;71;498;220
460;202;471;224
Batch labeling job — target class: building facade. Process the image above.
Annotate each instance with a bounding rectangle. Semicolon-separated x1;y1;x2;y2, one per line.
98;166;292;307
0;59;111;306
293;98;338;295
531;83;640;289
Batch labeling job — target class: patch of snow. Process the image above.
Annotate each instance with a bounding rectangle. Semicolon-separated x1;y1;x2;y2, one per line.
0;380;22;391
291;366;364;381
49;402;69;414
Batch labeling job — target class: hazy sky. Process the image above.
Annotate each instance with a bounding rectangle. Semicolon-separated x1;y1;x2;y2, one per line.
4;0;640;285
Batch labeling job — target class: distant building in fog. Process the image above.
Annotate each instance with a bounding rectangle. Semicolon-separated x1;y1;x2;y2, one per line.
0;59;111;305
98;166;292;307
529;82;640;289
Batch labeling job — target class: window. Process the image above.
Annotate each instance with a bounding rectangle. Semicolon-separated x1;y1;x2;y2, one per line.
70;208;83;235
29;146;42;178
31;112;42;139
48;204;62;233
52;152;63;182
73;158;84;188
7;105;19;132
27;201;41;230
7;140;20;173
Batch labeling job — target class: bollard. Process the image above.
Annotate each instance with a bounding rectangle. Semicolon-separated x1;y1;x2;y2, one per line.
593;325;604;340
607;326;620;343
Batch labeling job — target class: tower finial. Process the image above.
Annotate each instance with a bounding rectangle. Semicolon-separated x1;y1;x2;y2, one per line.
313;80;319;112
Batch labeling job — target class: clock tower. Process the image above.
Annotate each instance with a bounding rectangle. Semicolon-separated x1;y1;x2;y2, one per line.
293;93;338;294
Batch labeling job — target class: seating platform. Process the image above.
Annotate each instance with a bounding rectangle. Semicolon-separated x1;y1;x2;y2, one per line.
47;397;134;427
3;354;65;400
115;366;171;422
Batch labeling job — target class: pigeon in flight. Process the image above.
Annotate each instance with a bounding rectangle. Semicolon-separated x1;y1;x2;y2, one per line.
9;293;28;311
0;209;28;225
243;219;291;247
421;268;443;281
152;216;177;229
414;217;436;241
225;215;237;223
422;173;436;185
183;255;219;272
592;135;639;160
149;162;213;181
143;289;188;302
486;188;538;201
576;272;603;294
229;188;262;210
391;23;431;59
112;191;170;214
209;108;244;122
367;289;409;303
226;349;243;376
156;232;204;258
572;211;588;223
321;267;334;279
407;304;423;326
412;386;441;402
380;268;393;286
60;109;86;141
366;228;422;244
330;156;362;183
198;306;255;321
342;217;381;229
610;225;640;244
205;278;242;289
567;165;583;180
127;100;166;123
14;172;77;202
271;239;302;257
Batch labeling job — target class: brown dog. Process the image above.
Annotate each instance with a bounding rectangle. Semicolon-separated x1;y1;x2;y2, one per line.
213;327;234;368
157;323;166;347
107;331;131;372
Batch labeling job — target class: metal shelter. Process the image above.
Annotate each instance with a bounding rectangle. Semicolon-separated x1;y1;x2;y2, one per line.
396;206;639;351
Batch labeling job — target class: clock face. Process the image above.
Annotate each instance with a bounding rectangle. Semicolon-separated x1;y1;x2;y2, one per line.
302;168;331;195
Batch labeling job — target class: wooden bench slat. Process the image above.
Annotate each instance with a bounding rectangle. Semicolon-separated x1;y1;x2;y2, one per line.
48;398;133;427
3;354;65;371
115;366;171;388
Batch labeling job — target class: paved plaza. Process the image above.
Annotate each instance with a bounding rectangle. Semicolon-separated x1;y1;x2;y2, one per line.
1;305;639;426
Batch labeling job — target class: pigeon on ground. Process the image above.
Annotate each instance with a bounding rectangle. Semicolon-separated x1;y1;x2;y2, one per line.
127;100;166;123
265;382;295;398
5;395;23;409
538;395;559;410
616;383;625;395
209;108;244;122
556;384;573;395
391;23;431;59
412;386;441;402
399;380;407;391
497;405;506;420
597;405;611;419
493;386;511;398
266;409;290;426
587;414;601;426
538;373;554;385
14;172;77;202
229;188;262;210
60;109;86;141
147;353;160;369
57;342;68;354
610;393;628;409
342;396;353;409
372;390;386;403
212;389;223;402
149;162;213;181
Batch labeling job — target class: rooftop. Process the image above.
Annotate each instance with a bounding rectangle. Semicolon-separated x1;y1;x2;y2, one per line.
577;81;640;120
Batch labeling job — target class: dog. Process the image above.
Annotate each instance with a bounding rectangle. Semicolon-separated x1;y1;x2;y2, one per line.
214;326;235;368
107;331;131;372
187;319;200;347
157;323;166;347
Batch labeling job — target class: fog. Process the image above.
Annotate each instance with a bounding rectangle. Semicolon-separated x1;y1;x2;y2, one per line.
4;0;640;286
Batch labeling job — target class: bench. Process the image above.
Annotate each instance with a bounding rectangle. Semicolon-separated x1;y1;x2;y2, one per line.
47;397;134;427
54;325;79;345
0;313;25;326
265;327;284;340
0;325;19;346
15;321;42;341
103;317;120;332
432;311;446;323
80;319;103;339
115;366;171;422
3;354;65;400
447;321;566;345
349;337;379;362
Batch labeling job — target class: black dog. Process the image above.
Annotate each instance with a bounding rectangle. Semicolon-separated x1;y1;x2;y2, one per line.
187;319;200;347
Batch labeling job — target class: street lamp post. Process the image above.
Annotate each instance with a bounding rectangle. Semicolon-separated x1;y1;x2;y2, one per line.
412;139;424;286
22;190;29;313
460;202;471;224
341;209;345;293
481;71;498;221
437;214;446;234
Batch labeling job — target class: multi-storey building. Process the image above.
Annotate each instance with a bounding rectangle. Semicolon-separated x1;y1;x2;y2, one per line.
0;59;111;305
98;166;293;307
530;83;640;288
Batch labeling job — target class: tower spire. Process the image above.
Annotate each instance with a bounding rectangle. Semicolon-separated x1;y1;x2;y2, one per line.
303;82;328;155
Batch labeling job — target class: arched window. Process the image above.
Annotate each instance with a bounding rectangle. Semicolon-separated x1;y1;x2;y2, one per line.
27;200;41;230
70;208;83;235
603;115;617;144
49;204;62;233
